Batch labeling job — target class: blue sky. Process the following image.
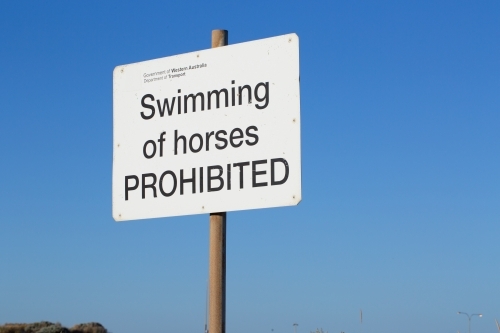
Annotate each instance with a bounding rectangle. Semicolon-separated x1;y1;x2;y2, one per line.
0;1;499;333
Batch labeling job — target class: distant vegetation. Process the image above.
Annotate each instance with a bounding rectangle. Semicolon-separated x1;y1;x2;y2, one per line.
0;322;107;333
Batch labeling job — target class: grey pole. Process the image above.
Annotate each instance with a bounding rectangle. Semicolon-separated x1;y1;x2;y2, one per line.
458;311;483;333
209;211;226;333
208;30;229;333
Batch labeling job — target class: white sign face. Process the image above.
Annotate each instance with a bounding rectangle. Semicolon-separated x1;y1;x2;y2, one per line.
113;33;301;221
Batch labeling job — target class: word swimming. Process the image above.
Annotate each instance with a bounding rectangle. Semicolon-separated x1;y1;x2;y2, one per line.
140;80;269;120
124;158;289;200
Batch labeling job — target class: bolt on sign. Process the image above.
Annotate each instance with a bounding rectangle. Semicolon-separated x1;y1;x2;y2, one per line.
112;33;301;221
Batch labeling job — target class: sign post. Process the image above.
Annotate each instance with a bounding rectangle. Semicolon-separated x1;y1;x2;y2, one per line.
112;30;301;333
209;30;228;333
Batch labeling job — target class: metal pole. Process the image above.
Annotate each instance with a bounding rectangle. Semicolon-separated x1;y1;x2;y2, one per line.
209;211;226;333
458;311;482;333
208;30;229;333
212;29;228;49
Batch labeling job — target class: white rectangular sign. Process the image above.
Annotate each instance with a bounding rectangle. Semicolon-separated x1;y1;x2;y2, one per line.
113;33;301;221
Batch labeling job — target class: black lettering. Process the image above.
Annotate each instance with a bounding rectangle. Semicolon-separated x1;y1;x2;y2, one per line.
207;89;229;110
180;168;196;195
141;94;155;120
238;85;252;105
254;82;269;109
205;131;214;151
156;97;176;117
252;160;268;187
143;140;156;159
158;132;166;157
227;164;231;190
245;126;259;146
215;130;228;150
271;158;289;185
125;175;139;200
177;89;182;114
231;80;235;106
142;173;157;198
184;92;205;113
230;128;244;148
208;165;224;192
199;167;204;193
233;161;250;189
159;171;177;197
189;133;203;153
174;130;186;155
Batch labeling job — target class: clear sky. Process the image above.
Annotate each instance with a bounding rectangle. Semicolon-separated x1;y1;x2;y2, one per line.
0;1;498;333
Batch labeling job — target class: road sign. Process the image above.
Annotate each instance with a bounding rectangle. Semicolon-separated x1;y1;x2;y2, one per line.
112;33;301;221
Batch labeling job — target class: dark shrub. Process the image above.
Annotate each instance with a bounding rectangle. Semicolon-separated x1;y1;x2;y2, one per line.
69;323;107;333
36;324;69;333
0;323;27;333
24;322;54;333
